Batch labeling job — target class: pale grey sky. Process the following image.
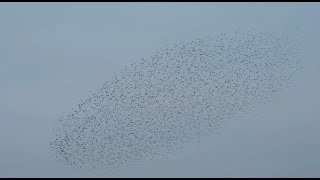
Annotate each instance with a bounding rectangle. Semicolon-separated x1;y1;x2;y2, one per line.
0;3;320;177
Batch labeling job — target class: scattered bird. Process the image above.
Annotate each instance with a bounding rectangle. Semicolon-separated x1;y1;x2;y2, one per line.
49;30;302;172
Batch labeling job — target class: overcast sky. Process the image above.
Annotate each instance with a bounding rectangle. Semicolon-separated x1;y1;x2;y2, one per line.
1;3;320;177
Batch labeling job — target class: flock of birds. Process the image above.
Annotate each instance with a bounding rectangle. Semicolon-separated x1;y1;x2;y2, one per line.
49;30;302;172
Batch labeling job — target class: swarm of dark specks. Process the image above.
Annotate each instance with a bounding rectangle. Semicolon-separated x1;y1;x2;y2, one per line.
49;30;302;172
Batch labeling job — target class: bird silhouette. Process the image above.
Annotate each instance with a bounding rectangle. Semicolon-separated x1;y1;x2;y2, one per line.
49;30;302;172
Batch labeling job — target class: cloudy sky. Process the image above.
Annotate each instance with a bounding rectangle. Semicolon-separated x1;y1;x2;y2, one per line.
0;3;320;177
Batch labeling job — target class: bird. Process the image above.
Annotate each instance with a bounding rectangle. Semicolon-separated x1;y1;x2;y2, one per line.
49;30;302;173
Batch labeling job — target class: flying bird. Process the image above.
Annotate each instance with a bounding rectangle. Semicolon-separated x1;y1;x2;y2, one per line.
49;30;302;172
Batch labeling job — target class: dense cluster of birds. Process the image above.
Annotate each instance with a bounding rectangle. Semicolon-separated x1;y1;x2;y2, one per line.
49;30;302;172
